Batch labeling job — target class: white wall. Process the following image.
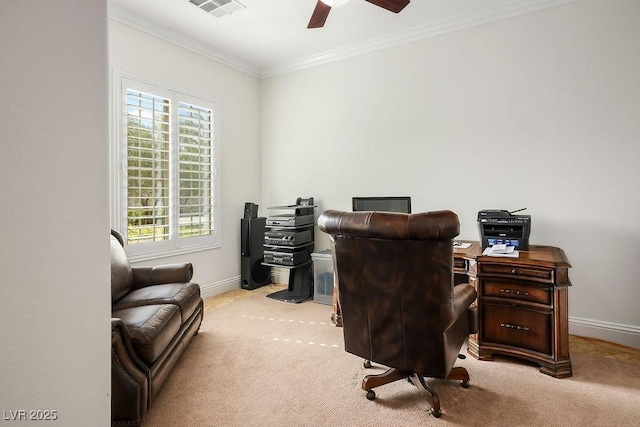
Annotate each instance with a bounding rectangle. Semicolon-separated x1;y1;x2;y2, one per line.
0;1;110;425
262;0;640;347
108;21;263;297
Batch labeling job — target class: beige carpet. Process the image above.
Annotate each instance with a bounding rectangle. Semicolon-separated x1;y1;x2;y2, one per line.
142;295;640;426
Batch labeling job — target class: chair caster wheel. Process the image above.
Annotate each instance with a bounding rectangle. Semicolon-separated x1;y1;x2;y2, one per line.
363;359;372;368
461;380;470;388
366;390;376;400
432;409;442;418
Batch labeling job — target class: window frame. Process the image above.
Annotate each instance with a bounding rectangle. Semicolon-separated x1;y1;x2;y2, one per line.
110;70;221;262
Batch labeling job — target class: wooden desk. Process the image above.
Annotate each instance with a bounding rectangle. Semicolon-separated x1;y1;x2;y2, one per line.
331;241;573;378
467;243;573;378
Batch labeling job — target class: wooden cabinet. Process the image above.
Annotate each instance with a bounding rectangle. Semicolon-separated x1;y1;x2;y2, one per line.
467;245;572;378
331;240;572;378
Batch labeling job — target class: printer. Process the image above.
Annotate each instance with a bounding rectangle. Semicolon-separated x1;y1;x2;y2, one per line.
477;209;531;250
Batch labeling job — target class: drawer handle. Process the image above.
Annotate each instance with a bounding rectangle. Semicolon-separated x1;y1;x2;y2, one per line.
511;269;517;274
500;288;529;296
500;322;530;332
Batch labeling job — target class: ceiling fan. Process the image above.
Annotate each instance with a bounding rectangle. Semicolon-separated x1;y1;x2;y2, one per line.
308;0;410;29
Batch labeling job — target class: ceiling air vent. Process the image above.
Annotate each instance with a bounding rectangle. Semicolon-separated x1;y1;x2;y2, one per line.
187;0;246;18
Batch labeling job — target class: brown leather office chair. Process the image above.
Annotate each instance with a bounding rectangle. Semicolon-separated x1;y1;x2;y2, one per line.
318;209;478;418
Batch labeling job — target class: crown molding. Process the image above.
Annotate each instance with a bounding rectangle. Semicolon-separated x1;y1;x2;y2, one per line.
108;0;579;80
261;0;579;78
108;2;261;78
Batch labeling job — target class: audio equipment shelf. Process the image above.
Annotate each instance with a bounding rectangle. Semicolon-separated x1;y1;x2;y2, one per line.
264;242;314;250
264;198;316;303
262;261;311;268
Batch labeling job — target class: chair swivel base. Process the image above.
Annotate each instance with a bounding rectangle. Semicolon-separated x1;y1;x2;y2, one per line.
361;366;470;418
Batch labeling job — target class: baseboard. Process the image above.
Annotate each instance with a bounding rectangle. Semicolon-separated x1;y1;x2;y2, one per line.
200;270;289;299
199;276;240;299
569;316;640;349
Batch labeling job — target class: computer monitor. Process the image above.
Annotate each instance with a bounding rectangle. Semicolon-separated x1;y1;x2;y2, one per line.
352;196;412;214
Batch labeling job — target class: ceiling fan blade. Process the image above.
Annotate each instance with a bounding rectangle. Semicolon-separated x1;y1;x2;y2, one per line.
308;1;332;28
364;0;410;14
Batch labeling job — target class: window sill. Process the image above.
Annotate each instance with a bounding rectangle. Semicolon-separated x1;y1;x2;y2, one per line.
126;242;220;263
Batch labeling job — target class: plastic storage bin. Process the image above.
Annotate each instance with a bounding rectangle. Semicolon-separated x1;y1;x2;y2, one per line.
311;249;334;305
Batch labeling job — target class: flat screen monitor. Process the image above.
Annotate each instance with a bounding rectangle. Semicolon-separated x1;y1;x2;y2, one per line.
352;196;412;214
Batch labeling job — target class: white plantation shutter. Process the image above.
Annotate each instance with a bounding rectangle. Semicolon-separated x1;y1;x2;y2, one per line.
115;75;220;260
178;102;215;238
126;89;171;243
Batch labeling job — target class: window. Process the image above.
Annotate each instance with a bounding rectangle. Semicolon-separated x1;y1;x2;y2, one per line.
112;74;220;260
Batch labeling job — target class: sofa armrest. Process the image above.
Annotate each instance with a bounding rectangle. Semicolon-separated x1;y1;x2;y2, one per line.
111;319;149;373
111;318;149;425
131;263;194;289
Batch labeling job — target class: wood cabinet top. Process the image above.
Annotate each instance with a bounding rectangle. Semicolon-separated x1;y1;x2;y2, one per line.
454;241;571;270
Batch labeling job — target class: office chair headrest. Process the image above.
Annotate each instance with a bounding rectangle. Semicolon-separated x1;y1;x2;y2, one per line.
318;210;459;241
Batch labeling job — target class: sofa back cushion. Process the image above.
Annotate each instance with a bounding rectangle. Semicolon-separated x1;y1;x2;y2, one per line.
111;231;133;304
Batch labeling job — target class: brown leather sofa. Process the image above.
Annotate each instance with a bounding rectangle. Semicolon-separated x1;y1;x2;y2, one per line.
110;230;204;426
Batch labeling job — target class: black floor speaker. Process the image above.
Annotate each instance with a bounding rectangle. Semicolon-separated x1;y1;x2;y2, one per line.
240;217;271;290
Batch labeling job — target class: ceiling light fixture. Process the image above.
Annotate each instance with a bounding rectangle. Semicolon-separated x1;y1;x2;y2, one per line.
320;0;350;7
187;0;246;18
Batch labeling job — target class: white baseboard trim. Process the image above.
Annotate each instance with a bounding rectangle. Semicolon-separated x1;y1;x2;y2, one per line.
199;276;240;299
199;270;290;299
569;316;640;349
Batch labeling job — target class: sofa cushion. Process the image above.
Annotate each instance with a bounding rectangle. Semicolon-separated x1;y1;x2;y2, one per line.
113;304;182;366
112;282;201;323
111;233;133;304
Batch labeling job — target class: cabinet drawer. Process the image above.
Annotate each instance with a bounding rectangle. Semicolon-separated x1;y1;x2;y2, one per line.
453;257;467;270
482;279;551;305
479;263;554;284
482;302;552;355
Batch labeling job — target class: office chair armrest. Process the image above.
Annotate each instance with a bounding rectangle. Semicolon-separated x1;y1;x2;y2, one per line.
467;306;478;334
443;283;478;330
